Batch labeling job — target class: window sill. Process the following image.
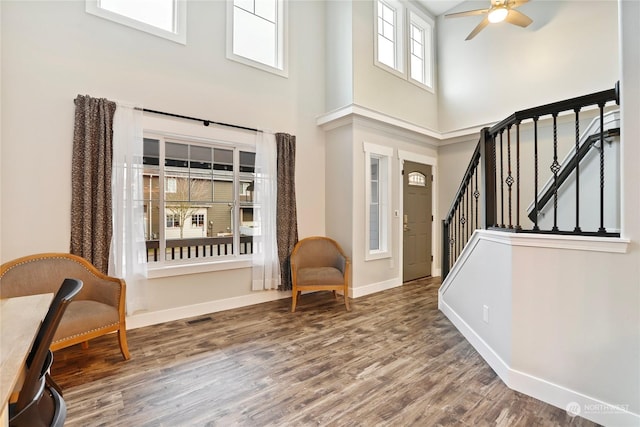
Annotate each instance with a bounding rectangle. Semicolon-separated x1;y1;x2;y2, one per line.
365;251;391;262
147;258;252;279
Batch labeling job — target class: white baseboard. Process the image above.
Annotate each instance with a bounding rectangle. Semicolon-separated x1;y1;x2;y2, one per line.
126;290;291;329
439;294;640;427
351;277;402;298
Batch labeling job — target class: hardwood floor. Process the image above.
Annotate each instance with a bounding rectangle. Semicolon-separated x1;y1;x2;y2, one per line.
51;278;598;426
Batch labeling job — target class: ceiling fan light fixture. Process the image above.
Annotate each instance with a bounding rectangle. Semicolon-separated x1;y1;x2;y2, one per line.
488;6;508;23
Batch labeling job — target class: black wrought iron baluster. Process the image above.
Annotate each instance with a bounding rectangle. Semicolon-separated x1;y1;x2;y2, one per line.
499;131;505;228
533;117;540;231
449;220;455;269
468;179;472;239
574;108;582;233
474;168;479;230
461;190;466;248
456;206;461;260
598;102;606;233
506;126;514;229
466;183;470;241
551;113;560;232
516;121;521;230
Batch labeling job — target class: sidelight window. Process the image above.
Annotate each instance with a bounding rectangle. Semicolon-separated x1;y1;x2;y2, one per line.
364;142;393;260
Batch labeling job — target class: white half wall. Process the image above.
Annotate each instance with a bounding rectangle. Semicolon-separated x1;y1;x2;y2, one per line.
439;230;638;426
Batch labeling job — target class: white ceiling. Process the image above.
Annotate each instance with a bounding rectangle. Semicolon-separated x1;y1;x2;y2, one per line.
417;0;466;17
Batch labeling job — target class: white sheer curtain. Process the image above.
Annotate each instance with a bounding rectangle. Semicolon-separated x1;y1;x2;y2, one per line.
252;131;281;290
109;103;148;314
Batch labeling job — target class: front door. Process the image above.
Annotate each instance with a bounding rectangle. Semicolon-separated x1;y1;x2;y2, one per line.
403;161;432;282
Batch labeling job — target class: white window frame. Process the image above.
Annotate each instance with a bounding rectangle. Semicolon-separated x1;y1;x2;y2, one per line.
364;142;393;261
226;0;288;78
374;0;405;78
374;0;435;92
141;116;258;279
407;8;434;92
85;0;187;45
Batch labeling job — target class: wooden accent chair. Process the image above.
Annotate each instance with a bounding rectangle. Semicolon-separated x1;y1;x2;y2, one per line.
290;236;351;312
0;253;130;360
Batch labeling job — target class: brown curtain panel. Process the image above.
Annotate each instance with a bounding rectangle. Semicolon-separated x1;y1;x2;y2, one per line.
70;95;116;274
276;133;299;291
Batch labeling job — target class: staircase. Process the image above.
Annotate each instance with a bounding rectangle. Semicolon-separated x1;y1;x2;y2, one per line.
442;83;620;279
437;83;639;427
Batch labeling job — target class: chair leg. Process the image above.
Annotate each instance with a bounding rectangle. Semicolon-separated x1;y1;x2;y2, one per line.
81;341;89;350
46;373;63;397
291;289;299;312
118;326;131;360
344;286;350;311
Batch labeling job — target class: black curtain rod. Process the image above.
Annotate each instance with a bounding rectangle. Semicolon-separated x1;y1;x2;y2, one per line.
141;108;259;133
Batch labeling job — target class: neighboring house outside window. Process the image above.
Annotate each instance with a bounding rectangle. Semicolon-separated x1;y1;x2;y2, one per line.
85;0;187;44
192;213;205;228
227;0;288;77
374;0;435;92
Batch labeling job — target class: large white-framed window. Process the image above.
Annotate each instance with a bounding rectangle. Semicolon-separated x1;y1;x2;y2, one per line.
364;142;393;260
85;0;187;44
375;0;405;76
374;0;435;92
142;134;256;270
226;0;288;77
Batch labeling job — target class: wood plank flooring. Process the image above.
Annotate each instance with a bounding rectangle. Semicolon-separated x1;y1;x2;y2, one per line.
51;278;599;426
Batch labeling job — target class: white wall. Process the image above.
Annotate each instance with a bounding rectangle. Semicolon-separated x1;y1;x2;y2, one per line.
437;0;619;132
0;0;326;315
325;0;354;112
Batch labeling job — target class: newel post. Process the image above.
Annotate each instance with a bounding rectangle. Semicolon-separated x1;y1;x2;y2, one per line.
480;128;497;229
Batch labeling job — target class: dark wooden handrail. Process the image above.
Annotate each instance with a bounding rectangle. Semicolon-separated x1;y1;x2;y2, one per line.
442;83;620;280
444;141;481;222
489;87;619;135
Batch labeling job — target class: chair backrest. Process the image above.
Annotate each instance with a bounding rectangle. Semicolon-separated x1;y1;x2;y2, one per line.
15;278;83;413
0;254;93;300
291;237;347;271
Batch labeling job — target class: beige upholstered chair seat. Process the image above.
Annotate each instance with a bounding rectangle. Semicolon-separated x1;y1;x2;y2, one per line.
296;267;345;287
53;300;119;346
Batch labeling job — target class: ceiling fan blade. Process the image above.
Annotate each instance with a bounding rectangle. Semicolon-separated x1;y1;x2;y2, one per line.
505;9;533;27
466;16;490;40
445;8;489;19
509;0;530;8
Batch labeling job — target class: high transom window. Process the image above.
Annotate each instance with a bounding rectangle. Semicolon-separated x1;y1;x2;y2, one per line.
85;0;186;44
227;0;287;76
374;0;435;92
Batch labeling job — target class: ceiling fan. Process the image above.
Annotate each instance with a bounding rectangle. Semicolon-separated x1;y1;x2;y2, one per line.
445;0;533;41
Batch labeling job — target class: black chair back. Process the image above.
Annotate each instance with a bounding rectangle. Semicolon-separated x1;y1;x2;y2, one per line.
10;278;83;427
